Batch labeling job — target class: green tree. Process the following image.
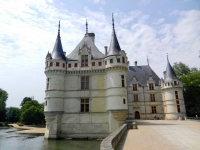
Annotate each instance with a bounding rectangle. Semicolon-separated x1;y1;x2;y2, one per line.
173;62;191;79
20;100;44;124
6;107;20;122
173;62;200;117
0;88;8;121
20;97;32;106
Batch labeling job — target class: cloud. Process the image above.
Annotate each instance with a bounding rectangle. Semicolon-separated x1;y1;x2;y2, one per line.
0;0;199;108
93;0;105;4
153;18;165;25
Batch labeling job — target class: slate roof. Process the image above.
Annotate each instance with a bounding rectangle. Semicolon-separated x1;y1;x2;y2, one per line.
67;34;104;60
164;58;176;82
107;15;121;56
126;65;160;86
51;22;66;60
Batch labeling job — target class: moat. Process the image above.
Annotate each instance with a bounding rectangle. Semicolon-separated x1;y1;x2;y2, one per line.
0;128;101;150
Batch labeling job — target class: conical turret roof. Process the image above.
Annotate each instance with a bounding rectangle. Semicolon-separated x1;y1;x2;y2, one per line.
107;14;121;56
164;56;176;82
52;21;66;60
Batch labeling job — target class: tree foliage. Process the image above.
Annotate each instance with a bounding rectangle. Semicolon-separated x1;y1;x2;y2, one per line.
20;97;32;106
173;62;200;117
20;100;44;124
6;107;20;122
0;88;8;121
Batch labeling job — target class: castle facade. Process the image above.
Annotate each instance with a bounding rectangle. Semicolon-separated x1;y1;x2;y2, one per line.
44;17;186;139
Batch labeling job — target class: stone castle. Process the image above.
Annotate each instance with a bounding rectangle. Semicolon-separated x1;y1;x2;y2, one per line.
44;16;186;139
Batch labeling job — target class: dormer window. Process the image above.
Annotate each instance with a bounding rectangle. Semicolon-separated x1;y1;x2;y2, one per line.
149;83;154;90
81;55;88;67
133;84;137;91
174;81;177;85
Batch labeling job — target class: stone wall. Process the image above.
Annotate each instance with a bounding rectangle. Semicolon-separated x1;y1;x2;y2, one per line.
100;124;127;150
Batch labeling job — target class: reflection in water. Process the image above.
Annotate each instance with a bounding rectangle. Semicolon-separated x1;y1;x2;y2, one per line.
0;128;101;150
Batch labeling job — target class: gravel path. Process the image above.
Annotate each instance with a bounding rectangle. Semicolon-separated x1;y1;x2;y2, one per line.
116;120;200;150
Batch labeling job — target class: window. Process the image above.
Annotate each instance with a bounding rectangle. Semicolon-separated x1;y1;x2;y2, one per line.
122;57;125;63
75;63;78;67
134;94;138;102
133;84;137;91
176;100;179;104
123;99;126;104
81;99;89;112
110;59;113;63
175;91;178;99
50;62;53;67
45;101;47;106
68;64;71;68
92;62;95;66
149;83;154;90
174;81;177;85
177;105;180;113
63;63;65;68
46;78;49;90
117;58;120;63
150;94;155;102
98;62;102;66
121;75;125;87
81;76;89;90
81;55;88;67
56;62;59;66
152;106;156;113
105;61;107;65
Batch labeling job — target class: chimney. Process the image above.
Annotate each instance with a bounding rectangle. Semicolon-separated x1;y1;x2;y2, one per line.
104;46;108;55
134;61;137;66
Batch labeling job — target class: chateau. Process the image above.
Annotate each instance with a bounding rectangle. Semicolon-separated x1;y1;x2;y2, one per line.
44;16;186;139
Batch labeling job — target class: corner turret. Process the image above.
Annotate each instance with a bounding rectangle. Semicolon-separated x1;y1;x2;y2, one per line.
161;55;186;120
44;21;66;139
105;14;128;132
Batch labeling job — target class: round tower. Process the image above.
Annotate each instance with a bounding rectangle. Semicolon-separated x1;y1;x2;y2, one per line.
105;14;128;133
161;56;186;120
44;21;66;139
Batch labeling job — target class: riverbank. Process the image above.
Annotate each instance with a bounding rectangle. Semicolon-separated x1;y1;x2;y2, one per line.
9;124;45;134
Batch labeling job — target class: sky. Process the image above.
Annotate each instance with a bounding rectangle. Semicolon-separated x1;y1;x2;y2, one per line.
0;0;200;108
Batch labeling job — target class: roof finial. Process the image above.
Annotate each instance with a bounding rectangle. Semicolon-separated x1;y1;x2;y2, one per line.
147;56;149;66
112;13;114;30
86;19;88;34
58;20;60;34
167;53;169;61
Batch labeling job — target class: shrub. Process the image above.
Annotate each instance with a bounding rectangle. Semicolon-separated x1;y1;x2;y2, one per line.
0;122;4;127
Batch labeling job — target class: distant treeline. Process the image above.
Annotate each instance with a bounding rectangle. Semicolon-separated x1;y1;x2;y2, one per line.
0;92;45;125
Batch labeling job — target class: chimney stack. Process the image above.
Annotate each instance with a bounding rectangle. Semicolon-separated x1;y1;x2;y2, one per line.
134;61;137;66
104;46;108;55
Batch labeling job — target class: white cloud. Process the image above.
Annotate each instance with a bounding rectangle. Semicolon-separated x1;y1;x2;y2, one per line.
153;18;165;25
93;0;105;4
0;0;199;108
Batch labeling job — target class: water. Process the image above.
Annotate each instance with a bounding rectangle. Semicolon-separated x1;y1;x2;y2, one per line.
0;128;101;150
